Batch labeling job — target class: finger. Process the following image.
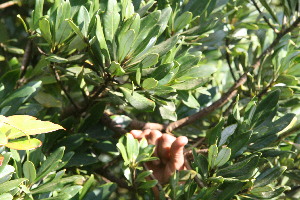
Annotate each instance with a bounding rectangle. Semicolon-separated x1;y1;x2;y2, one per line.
145;130;162;145
158;134;176;164
146;130;162;165
170;136;188;170
130;129;151;140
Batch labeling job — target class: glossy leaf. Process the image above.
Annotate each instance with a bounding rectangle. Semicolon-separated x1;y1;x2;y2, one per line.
120;87;155;111
218;124;238;146
103;0;120;42
39;18;52;44
215;147;231;167
5;138;42;150
142;78;158;89
0;178;27;194
23;161;36;184
174;11;193;31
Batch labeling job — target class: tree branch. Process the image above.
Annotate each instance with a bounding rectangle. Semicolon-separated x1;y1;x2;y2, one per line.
0;1;18;9
95;169;131;189
250;0;278;33
225;39;237;82
166;16;300;133
50;63;80;112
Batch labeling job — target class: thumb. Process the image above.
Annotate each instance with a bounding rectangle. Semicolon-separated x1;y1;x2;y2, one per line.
170;136;188;170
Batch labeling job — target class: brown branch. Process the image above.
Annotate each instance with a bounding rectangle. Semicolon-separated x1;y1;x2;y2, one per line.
225;39;237;82
128;120;166;131
20;40;33;78
0;1;18;9
184;155;205;188
17;40;33;87
95;169;131;189
50;63;80;112
251;0;278;33
166;16;300;133
100;112;128;138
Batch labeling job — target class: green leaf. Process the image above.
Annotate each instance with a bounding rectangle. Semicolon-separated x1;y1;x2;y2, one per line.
218;124;238;146
126;133;139;162
193;149;208;179
121;0;135;20
0;165;15;184
66;19;85;40
116;139;128;164
0;178;27;194
30;175;84;194
33;0;44;29
2;115;64;139
216;182;245;200
172;78;207;90
208;144;218;169
178;91;200;109
109;61;125;76
174;11;193;31
46;55;68;63
208;118;225;146
254;166;287;188
36;146;65;182
118;29;135;62
136;170;152;182
159;101;177;121
149;35;179;56
0;193;13;200
252;90;280;127
5;138;42;150
250;186;290;199
258;0;279;23
39;18;52;44
138;180;157;189
23;161;36;184
228;131;252;158
217;154;260;179
152;63;174;80
142;78;158;89
95;15;110;61
120;87;155;111
215;147;231;167
103;0;120;42
158;7;172;35
79;174;94;200
131;11;160;52
140;53;159;69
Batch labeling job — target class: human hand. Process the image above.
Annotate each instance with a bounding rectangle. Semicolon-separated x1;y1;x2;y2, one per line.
130;130;188;184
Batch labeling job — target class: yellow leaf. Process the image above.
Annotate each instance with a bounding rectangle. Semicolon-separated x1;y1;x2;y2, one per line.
5;138;42;150
0;115;65;139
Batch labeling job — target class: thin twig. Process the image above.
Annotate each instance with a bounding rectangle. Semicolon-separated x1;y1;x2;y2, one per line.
95;169;131;189
184;155;205;188
50;63;80;111
165;16;300;133
17;40;33;87
142;163;169;200
250;0;279;33
20;40;33;78
185;137;205;152
0;1;18;9
225;39;237;82
100;112;128;138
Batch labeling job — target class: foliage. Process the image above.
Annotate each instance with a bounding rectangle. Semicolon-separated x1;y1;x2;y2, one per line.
0;0;300;199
